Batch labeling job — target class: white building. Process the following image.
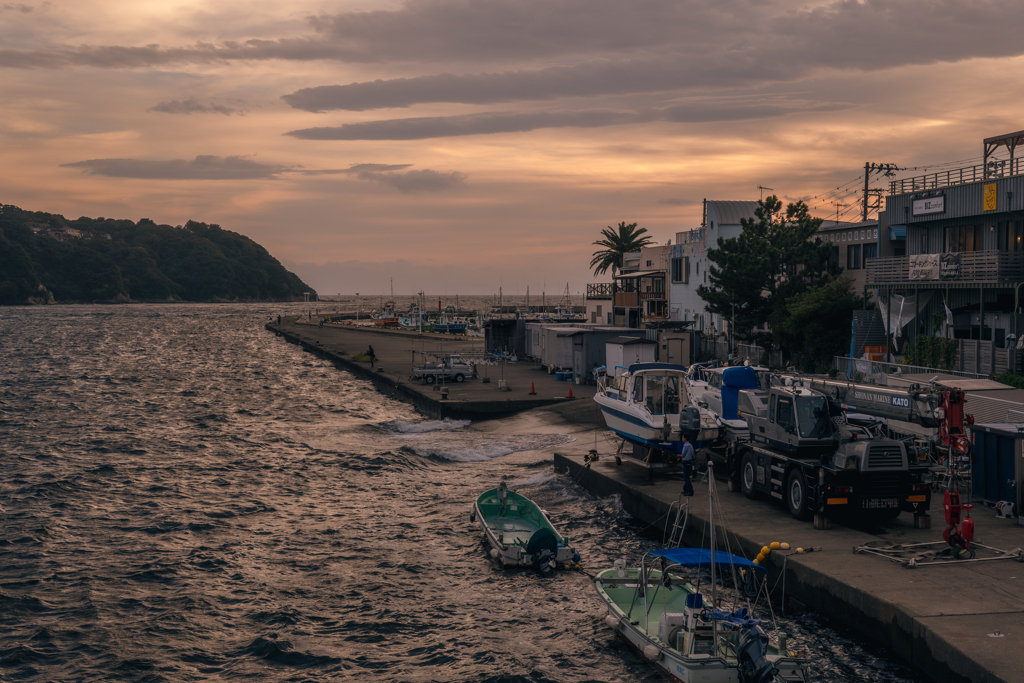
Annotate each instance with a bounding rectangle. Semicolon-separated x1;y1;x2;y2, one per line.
669;200;759;334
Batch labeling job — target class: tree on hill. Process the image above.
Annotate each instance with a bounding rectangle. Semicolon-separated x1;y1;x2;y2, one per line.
590;221;654;276
0;204;315;304
696;196;837;346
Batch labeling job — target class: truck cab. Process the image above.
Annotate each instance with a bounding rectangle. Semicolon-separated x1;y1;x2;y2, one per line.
733;383;931;521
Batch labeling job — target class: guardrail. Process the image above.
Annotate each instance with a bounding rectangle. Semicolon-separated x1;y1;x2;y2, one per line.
833;356;988;380
866;251;1024;285
890;158;1024;195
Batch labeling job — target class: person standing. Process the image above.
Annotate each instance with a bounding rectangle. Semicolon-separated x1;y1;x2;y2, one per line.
368;345;376;368
681;433;695;497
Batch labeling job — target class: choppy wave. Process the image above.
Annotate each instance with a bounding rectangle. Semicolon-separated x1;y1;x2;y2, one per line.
380;418;472;433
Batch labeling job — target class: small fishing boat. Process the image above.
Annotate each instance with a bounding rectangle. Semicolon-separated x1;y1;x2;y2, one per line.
434;305;467;334
594;465;811;683
696;365;762;442
471;482;580;572
595;363;720;456
372;300;400;327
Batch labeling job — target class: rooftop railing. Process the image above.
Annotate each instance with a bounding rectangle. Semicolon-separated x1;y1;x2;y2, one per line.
890;157;1024;195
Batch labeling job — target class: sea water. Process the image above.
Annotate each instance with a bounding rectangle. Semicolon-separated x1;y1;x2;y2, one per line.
0;304;923;681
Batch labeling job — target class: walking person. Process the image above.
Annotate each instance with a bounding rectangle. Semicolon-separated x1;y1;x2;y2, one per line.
681;433;695;497
368;345;376;368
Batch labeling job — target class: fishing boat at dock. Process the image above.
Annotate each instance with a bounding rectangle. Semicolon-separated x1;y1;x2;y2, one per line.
594;464;811;683
595;363;720;458
471;482;580;572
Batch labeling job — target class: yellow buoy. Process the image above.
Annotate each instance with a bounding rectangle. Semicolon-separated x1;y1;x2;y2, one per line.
770;542;780;550
761;546;770;555
781;542;790;550
756;553;765;563
752;558;760;565
796;547;805;554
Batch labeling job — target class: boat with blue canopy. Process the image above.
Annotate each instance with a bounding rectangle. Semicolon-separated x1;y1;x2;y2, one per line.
594;464;810;683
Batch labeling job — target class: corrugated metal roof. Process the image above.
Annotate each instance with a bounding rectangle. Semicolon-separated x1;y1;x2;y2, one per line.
818;219;878;232
606;336;656;345
706;201;759;226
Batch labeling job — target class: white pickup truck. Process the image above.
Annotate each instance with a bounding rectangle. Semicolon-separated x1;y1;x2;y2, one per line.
412;355;475;384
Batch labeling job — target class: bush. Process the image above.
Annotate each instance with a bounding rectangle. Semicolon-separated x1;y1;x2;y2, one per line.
992;370;1024;389
903;336;959;370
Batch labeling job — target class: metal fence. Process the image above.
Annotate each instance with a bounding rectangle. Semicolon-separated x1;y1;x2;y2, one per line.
833;356;989;381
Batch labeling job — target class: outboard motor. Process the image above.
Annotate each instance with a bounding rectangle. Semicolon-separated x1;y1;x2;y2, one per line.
680;407;701;442
735;625;777;683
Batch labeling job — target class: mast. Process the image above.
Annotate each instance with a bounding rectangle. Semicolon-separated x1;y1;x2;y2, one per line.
708;461;719;655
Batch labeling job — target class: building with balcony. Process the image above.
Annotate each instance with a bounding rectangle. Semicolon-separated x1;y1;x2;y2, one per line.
873;129;1024;345
669;200;759;334
817;218;881;296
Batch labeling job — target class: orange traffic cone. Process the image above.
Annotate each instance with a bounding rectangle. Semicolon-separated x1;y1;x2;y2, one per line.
529;382;537;395
567;385;574;399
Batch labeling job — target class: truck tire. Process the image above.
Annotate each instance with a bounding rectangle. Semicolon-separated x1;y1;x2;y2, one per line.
740;452;758;499
785;469;811;520
425;375;436;385
454;373;465;383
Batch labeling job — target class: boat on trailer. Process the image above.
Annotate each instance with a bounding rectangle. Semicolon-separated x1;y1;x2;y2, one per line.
594;465;810;683
471;482;581;572
595;363;720;468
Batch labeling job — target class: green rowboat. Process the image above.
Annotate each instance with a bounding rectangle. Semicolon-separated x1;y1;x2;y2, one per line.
472;482;580;571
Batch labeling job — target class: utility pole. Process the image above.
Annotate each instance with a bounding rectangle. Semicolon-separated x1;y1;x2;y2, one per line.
862;162;902;220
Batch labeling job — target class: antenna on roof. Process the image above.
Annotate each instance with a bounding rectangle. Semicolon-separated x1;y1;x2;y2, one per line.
758;186;774;201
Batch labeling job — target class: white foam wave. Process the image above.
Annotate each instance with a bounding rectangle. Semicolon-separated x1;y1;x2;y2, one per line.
510;472;558;488
408;433;575;462
382;418;471;434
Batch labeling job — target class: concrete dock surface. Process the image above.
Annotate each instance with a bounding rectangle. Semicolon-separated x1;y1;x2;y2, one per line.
552;437;1024;683
267;319;595;420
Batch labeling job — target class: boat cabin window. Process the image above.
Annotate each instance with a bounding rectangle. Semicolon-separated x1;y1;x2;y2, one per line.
796;396;832;438
769;394;777;423
632;376;644;403
644;374;681;415
776;397;795;432
709;373;722;389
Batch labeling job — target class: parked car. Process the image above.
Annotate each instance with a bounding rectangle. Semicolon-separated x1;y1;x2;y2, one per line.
413;354;475;384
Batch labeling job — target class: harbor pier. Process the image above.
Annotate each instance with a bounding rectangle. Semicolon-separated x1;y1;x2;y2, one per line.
266;319;596;420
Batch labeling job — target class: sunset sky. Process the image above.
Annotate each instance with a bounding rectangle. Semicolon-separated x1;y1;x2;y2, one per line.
4;0;1024;296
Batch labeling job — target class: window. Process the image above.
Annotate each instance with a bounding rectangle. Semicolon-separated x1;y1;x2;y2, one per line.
796;396;832;438
777;398;794;431
847;244;862;269
632;377;644;403
945;225;979;253
863;242;878;261
998;221;1024;252
671;257;687;283
769;394;777;423
830;246;839;268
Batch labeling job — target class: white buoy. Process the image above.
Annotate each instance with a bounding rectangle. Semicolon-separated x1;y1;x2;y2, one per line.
490;549;499;558
604;615;620;629
644;645;661;661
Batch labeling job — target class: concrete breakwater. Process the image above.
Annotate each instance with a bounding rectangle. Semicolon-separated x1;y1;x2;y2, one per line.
266;320;594;420
554;449;1023;683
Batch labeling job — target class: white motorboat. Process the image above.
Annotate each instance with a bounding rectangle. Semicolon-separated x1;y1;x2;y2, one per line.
698;365;762;440
595;363;720;455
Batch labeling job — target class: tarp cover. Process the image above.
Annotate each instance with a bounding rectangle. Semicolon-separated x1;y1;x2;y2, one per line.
721;367;759;420
651;548;766;574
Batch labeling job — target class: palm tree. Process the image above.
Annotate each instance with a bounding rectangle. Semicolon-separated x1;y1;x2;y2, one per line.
590;222;654;276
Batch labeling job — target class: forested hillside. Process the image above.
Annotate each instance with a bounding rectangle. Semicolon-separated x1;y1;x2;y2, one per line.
0;204;315;304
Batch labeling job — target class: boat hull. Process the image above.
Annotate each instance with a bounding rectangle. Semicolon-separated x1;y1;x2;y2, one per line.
473;489;579;569
595;394;719;451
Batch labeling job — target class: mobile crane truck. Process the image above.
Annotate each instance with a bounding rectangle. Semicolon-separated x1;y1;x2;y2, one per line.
725;373;972;526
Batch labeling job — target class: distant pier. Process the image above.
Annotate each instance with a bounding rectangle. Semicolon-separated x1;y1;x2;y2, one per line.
266;319;595;420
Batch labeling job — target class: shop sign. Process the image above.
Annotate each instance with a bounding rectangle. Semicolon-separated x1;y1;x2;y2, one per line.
909;253;939;280
912;194;945;216
984;183;998;211
939;252;962;280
